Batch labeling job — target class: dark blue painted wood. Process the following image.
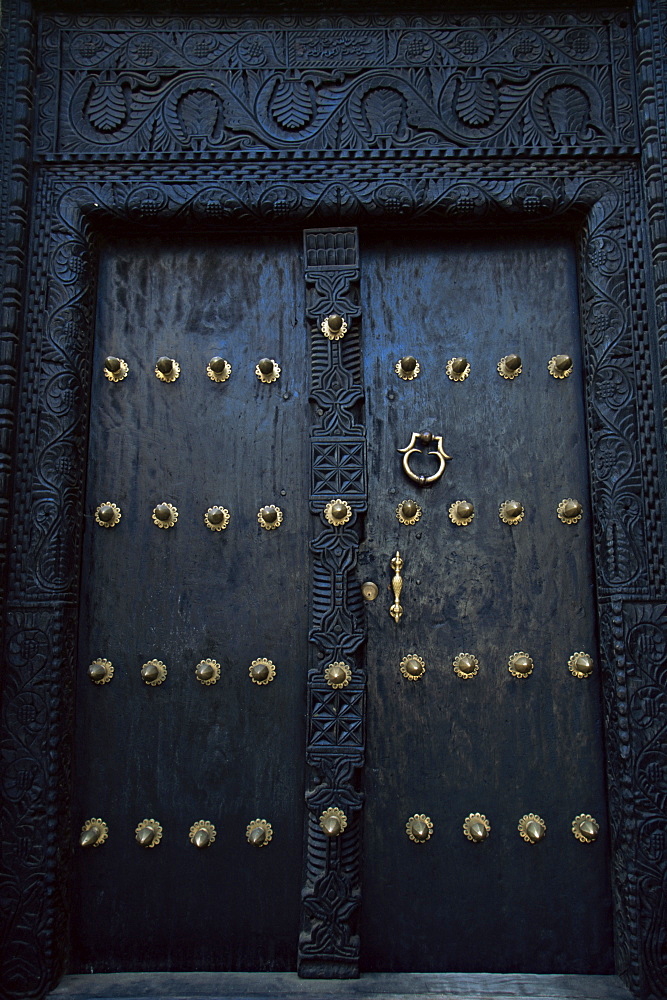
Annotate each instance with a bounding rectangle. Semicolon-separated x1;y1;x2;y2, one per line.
75;235;309;971
359;234;613;972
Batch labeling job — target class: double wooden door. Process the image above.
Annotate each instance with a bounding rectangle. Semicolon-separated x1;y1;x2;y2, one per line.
74;228;613;974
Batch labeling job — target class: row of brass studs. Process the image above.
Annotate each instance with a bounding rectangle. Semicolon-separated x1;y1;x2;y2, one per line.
80;818;273;848
398;651;594;681
395;354;574;382
88;657;276;686
94;503;283;531
103;356;281;384
395;498;583;526
406;813;599;844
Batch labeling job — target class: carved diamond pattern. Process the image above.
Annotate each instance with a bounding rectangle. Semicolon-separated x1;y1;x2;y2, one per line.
309;686;364;750
312;439;366;500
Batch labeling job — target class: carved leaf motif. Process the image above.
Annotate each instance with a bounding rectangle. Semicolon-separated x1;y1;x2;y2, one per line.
86;81;127;132
361;87;405;137
455;75;497;127
543;85;590;137
177;89;220;138
271;80;313;130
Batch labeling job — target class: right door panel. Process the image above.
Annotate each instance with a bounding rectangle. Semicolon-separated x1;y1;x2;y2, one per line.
360;233;614;973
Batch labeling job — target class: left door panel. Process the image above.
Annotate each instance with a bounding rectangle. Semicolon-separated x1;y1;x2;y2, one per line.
74;235;308;972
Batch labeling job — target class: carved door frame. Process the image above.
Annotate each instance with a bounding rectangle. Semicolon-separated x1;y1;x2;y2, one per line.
1;4;666;999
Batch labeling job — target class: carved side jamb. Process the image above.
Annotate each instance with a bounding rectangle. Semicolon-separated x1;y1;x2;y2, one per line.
0;0;37;621
2;166;665;998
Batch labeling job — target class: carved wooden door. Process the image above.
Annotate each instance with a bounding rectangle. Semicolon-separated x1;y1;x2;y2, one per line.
75;226;613;976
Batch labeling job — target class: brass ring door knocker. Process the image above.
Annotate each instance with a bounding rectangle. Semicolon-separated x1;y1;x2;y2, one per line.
398;432;451;486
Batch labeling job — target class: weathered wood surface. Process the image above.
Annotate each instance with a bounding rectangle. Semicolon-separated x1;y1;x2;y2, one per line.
48;972;633;999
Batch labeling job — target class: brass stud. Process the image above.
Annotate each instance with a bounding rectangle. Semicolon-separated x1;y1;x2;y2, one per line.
141;659;167;686
406;814;433;843
395;356;421;380
95;502;121;528
361;581;379;601
204;505;230;531
568;651;594;679
135;818;163;848
498;354;522;379
572;814;599;843
155;356;180;382
80;818;108;847
499;500;524;524
549;354;573;378
152;502;178;529
195;658;220;686
453;652;479;679
246;818;273;847
189;820;216;848
207;357;231;382
103;356;128;382
518;813;546;843
255;358;281;383
558;498;583;524
319;807;347;837
321;314;348;341
249;657;276;686
447;357;470;381
396;498;422;525
257;504;283;530
324;498;353;526
325;661;352;689
508;651;534;678
449;500;475;526
400;653;425;681
88;658;114;685
463;813;490;842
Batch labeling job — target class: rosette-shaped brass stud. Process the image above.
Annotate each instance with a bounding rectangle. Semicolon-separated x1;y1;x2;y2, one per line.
499;500;524;524
449;500;475;526
395;356;420;380
324;498;352;526
396;498;422;525
406;814;433;843
195;658;220;685
508;652;534;678
549;354;574;378
400;654;425;681
249;657;276;686
255;358;280;383
320;314;347;341
463;813;490;842
141;659;167;686
189;820;216;848
325;661;352;689
152;502;178;529
155;356;180;382
103;356;128;382
88;658;114;685
204;505;230;531
319;807;347;837
246;818;273;847
207;357;231;383
518;813;546;843
257;504;283;530
95;502;121;528
453;653;479;679
447;356;470;381
557;498;583;524
135;818;163;848
498;354;522;379
80;818;108;847
568;651;594;679
572;814;599;843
